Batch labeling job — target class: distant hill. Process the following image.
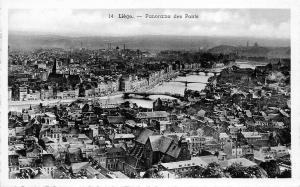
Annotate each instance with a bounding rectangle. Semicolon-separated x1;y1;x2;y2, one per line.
9;32;290;52
208;45;290;59
207;45;238;54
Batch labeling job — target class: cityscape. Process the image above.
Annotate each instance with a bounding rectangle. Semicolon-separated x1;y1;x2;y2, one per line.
8;9;291;179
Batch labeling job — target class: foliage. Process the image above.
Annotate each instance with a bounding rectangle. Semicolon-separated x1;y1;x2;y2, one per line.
201;162;224;178
259;160;280;178
277;169;291;178
143;168;163;178
226;163;263;178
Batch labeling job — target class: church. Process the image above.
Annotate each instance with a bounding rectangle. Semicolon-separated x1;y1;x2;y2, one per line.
47;58;67;84
47;58;81;86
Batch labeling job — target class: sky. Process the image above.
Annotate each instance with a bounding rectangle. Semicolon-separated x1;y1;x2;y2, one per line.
8;9;290;39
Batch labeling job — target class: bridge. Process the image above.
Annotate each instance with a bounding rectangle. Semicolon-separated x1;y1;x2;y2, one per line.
179;68;222;76
123;92;185;100
170;80;207;88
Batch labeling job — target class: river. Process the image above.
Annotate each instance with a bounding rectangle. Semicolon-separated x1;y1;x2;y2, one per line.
9;61;268;112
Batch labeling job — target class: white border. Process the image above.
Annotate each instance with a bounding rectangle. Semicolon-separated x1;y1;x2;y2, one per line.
1;0;300;186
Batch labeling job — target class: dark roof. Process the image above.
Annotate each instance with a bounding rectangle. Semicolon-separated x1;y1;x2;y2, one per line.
148;135;181;158
136;129;155;145
47;73;67;83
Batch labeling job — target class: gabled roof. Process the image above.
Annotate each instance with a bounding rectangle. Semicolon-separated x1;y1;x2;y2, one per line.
136;129;155;145
165;141;181;158
148;135;182;158
148;135;163;152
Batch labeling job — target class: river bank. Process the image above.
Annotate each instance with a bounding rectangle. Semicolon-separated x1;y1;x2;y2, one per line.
8;72;180;111
9;61;266;112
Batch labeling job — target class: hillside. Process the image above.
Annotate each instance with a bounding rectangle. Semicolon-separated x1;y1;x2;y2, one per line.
208;45;290;59
9;32;290;52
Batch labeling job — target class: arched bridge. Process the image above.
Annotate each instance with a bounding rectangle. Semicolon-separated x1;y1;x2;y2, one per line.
123;92;185;100
180;68;221;76
171;80;207;88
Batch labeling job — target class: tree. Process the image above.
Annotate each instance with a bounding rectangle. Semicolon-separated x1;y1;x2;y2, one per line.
143;168;163;178
226;163;250;178
277;169;291;178
226;163;262;178
201;162;224;178
259;160;280;178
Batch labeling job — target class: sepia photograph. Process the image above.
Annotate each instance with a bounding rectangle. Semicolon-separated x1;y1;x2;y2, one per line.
6;8;292;180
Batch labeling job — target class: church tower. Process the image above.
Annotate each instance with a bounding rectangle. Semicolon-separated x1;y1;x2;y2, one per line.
52;58;57;74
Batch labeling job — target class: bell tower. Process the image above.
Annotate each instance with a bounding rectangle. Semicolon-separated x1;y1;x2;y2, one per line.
52;58;57;74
